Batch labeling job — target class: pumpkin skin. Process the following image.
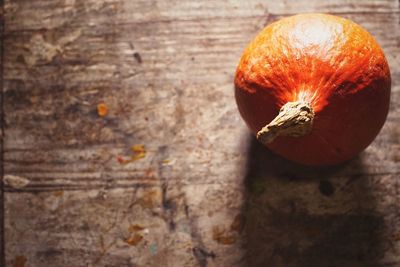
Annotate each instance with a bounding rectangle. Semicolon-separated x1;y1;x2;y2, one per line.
235;13;391;166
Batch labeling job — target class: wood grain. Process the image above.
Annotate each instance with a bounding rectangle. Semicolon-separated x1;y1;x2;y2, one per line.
0;0;5;265
2;0;400;266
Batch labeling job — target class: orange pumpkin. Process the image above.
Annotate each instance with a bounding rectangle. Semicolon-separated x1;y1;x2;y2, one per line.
235;13;391;166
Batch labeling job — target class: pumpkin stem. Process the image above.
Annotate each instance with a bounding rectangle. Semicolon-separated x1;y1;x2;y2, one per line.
256;101;315;144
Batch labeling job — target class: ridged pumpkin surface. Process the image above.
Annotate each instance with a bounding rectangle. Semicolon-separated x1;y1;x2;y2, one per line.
235;13;391;165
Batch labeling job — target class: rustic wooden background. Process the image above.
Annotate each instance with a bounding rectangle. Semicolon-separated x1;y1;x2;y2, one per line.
1;0;399;266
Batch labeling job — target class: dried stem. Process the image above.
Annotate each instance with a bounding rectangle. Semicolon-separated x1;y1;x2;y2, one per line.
256;101;315;144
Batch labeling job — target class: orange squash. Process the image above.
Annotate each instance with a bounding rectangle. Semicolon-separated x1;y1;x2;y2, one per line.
235;13;391;166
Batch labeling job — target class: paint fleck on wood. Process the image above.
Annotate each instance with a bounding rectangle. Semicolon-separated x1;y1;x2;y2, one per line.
124;234;143;246
4;175;29;189
97;103;108;117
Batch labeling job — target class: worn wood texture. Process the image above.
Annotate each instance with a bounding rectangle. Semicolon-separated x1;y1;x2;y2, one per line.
0;0;4;265
2;0;400;266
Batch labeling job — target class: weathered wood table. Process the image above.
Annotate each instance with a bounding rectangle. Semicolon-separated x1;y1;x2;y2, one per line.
1;0;399;266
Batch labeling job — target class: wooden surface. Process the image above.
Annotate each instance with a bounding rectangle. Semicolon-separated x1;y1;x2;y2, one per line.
2;0;400;266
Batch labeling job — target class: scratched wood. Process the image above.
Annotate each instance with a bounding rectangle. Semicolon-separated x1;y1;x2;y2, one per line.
2;0;400;266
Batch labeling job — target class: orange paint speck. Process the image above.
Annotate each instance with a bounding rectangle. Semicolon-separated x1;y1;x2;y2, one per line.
97;103;108;117
124;234;143;246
